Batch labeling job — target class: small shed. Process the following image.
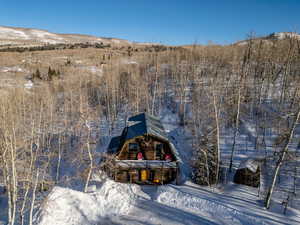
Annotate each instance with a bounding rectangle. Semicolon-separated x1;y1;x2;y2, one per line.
234;159;261;187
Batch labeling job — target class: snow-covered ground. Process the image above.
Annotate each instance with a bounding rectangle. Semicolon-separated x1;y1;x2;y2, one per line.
0;187;7;225
32;111;300;225
33;175;300;225
0;78;298;224
0;27;30;40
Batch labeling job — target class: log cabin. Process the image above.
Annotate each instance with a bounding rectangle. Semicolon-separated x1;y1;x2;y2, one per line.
104;113;181;184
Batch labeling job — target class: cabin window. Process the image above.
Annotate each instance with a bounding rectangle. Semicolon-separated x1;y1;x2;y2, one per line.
129;143;139;152
155;143;163;159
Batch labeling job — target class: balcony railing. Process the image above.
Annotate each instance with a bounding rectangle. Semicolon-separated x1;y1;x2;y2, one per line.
114;160;178;169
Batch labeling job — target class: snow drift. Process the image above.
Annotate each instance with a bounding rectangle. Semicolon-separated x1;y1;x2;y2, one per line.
34;180;140;225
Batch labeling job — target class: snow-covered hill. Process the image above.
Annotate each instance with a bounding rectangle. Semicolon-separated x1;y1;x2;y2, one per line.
267;32;300;40
0;26;130;46
235;32;300;46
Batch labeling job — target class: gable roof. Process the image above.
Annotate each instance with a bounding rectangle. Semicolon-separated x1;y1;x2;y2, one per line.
107;113;182;162
124;113;168;141
107;113;168;154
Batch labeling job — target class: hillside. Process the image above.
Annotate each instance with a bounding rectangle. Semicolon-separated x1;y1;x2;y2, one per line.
234;32;300;46
0;26;131;47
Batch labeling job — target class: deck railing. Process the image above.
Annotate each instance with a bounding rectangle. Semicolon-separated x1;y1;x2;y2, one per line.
114;160;178;169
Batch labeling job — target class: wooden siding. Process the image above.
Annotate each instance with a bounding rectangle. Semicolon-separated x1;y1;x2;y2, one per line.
117;135;174;161
114;167;177;184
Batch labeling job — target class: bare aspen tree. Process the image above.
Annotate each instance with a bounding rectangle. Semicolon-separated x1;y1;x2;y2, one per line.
29;169;39;225
9;124;17;225
84;128;93;193
20;120;35;225
56;134;62;184
151;61;159;115
229;42;251;171
211;77;221;183
229;73;243;172
265;107;300;209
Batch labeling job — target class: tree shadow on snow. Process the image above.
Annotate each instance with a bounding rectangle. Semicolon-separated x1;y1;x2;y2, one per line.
133;198;218;225
163;184;299;225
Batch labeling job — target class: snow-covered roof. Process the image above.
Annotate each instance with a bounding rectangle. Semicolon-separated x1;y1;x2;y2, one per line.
238;159;260;173
124;113;168;141
107;113;182;162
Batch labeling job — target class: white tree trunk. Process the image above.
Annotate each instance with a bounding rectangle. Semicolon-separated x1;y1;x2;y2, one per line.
212;83;220;183
29;169;39;225
84;130;93;193
265;108;300;209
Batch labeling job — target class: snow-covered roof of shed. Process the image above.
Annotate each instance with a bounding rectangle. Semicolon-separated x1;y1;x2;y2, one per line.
238;159;260;173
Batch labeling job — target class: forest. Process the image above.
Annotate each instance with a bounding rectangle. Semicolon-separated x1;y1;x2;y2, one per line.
0;35;300;224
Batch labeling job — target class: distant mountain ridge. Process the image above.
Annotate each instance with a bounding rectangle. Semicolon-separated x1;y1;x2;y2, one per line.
0;25;131;47
235;32;300;46
1;26;299;48
266;32;300;40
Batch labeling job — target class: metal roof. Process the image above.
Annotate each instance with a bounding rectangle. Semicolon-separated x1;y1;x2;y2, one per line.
107;136;122;154
107;113;182;162
125;113;168;141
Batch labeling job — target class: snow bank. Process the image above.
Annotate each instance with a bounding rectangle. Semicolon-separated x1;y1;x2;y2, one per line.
34;180;140;225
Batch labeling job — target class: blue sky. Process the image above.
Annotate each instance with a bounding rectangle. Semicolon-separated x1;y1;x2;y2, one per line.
0;0;299;45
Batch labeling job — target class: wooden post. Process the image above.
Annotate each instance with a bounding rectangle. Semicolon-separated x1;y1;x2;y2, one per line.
130;166;132;183
161;162;164;185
